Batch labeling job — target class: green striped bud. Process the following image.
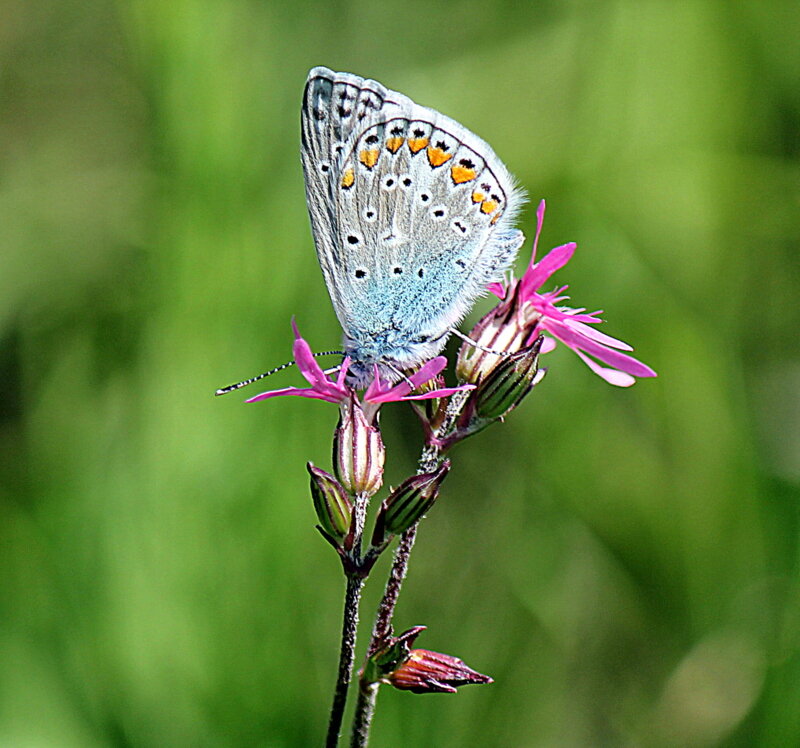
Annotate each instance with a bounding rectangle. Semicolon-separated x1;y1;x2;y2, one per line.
307;463;352;541
373;461;450;543
474;339;543;420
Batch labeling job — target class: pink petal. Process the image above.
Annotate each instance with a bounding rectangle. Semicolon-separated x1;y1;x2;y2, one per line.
336;357;352;388
408;357;448;388
561;317;634;351
488;281;506;299
527;199;546;269
575;351;636;387
363;365;387;402
245;387;343;404
540;336;557;354
542;318;657;378
521;243;576;297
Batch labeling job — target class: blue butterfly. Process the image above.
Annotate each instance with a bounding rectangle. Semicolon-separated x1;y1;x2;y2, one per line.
301;67;525;388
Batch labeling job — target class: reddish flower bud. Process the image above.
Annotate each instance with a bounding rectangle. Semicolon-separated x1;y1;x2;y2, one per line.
333;394;385;496
307;463;352;541
388;648;493;694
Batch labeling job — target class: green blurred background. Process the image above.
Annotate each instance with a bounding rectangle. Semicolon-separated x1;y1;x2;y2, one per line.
2;0;799;745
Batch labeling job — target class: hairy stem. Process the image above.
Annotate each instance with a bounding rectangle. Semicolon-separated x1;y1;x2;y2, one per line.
326;574;364;747
350;391;471;746
325;492;369;747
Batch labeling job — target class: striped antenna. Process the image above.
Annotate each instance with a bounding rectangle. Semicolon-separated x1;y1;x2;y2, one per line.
215;351;343;396
449;328;514;357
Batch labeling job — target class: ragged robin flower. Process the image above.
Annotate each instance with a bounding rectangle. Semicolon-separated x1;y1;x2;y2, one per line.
246;320;472;413
458;200;657;387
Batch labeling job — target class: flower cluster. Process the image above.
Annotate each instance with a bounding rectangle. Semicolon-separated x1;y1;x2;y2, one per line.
458;200;656;387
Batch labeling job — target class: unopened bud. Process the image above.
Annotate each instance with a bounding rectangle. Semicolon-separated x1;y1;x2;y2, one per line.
307;463;352;541
388;648;493;694
334;395;385;496
456;286;530;383
373;460;450;543
369;627;493;694
475;337;544;419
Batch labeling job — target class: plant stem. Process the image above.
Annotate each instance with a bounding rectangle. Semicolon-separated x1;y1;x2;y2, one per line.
350;391;470;746
326;574;364;747
325;492;370;747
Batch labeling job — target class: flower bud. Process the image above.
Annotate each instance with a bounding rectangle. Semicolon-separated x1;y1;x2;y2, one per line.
333;394;385;496
373;460;450;543
474;337;544;420
307;463;352;541
368;627;492;694
388;648;493;694
456;285;532;383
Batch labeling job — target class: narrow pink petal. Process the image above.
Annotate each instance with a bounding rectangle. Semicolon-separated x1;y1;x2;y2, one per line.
575;351;636;387
408;357;447;388
245;387;343;404
336;357;352;388
542;318;656;378
540;335;558;354
561;317;634;351
363;365;386;402
526;199;546;269
521;243;576;297
488;281;506;299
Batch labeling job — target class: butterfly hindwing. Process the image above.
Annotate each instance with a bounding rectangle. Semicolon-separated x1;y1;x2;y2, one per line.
331;104;524;343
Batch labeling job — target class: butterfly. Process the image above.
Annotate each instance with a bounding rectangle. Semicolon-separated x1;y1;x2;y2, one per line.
301;66;525;388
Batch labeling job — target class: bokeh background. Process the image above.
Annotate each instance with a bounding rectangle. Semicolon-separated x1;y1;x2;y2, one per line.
2;0;799;745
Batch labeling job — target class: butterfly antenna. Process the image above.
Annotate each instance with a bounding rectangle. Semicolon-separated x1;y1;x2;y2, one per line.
214;350;343;396
449;328;513;357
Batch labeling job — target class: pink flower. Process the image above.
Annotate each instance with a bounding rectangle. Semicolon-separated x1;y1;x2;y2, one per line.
364;358;473;404
485;201;656;387
246;321;473;405
246;320;351;404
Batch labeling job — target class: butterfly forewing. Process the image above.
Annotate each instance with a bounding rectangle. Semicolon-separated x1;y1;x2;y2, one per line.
301;67;525;379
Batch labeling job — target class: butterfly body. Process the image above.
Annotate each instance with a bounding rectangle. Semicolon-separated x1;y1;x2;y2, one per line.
301;67;524;387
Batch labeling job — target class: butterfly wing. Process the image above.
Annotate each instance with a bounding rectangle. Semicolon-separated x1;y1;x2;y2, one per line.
301;67;524;374
301;67;410;321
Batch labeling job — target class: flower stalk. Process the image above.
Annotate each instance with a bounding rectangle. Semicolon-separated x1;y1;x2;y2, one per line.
223;198;656;746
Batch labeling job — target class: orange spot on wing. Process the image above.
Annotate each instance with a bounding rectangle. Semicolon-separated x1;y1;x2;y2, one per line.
480;200;499;214
451;165;476;184
471;191;485;203
490;211;503;225
341;169;355;189
427;146;453;168
386;137;404;153
408;137;429;153
359;149;379;169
